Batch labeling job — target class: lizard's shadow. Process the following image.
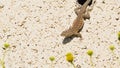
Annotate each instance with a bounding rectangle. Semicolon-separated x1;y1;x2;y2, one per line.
62;36;75;44
62;34;83;44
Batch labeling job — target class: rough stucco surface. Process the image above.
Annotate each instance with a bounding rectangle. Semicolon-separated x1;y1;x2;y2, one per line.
0;0;120;68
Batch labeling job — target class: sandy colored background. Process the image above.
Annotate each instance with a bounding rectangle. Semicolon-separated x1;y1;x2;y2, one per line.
0;0;120;68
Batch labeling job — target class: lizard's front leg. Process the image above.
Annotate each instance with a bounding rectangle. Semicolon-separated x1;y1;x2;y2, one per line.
74;7;81;16
74;6;90;19
83;0;96;19
83;10;90;19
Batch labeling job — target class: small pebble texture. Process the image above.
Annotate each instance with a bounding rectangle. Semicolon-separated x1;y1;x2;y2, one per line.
0;0;120;68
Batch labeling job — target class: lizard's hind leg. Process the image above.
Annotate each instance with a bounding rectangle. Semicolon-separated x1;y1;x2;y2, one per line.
73;33;83;40
74;33;82;38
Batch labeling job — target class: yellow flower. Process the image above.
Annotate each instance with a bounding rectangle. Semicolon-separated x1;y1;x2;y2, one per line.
4;43;10;49
109;45;115;51
87;50;93;56
66;52;74;63
49;56;55;61
118;31;120;41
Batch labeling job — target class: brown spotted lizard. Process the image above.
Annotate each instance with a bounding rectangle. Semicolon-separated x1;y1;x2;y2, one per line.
61;0;92;38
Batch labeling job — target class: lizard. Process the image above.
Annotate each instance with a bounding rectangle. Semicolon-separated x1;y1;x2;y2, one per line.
61;0;92;38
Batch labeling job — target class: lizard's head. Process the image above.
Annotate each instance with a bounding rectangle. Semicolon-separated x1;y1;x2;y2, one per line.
61;30;73;37
61;31;67;36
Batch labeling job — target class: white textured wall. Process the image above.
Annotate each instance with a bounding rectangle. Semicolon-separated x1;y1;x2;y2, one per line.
0;0;120;68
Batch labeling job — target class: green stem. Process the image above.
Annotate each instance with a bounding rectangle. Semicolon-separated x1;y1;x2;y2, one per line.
0;59;5;68
51;61;54;68
2;49;7;61
71;62;76;68
0;49;7;68
1;61;5;68
0;59;2;66
90;56;94;68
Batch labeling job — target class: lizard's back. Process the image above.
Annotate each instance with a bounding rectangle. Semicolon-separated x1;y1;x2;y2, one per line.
71;15;84;33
